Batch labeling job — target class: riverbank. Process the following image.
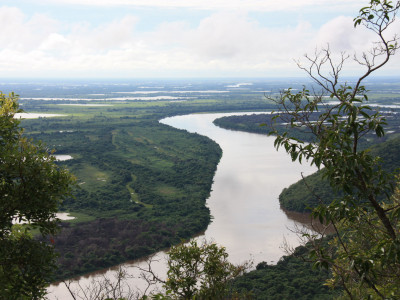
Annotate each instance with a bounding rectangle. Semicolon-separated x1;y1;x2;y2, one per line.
48;112;317;299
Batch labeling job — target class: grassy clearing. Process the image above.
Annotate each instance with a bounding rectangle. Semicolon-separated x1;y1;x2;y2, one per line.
149;158;174;170
126;183;153;208
71;164;110;191
367;93;400;103
155;184;183;198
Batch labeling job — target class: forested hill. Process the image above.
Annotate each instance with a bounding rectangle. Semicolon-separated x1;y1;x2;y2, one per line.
279;136;400;212
231;243;339;299
214;112;400;212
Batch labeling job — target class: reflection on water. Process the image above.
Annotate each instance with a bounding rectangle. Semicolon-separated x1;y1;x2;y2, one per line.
48;112;318;299
282;209;335;235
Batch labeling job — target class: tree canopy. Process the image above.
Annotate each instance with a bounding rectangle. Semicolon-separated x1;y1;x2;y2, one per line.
270;0;400;298
0;93;75;299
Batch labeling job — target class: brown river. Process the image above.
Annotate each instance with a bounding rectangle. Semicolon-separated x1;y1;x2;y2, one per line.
48;112;317;299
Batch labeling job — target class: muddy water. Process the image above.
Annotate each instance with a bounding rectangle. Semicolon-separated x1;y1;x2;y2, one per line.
48;112;317;299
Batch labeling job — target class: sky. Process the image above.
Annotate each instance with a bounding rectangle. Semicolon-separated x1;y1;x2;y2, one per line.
0;0;399;78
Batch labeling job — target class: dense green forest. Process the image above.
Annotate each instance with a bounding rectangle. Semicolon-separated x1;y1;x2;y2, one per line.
25;113;222;280
231;244;339;299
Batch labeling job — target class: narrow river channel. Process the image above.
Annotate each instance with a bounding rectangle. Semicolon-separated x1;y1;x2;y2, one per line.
48;112;317;299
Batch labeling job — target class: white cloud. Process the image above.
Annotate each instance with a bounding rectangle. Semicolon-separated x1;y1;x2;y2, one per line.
0;7;60;51
67;16;139;52
0;5;398;78
299;16;400;77
38;33;71;53
314;16;376;52
146;12;316;69
28;0;366;12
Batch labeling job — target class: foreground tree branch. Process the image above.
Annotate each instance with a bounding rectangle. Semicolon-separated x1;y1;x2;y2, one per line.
269;0;400;298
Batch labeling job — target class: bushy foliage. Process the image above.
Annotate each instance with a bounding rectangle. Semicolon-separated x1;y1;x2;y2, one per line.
279;136;400;212
163;240;248;299
232;245;338;300
0;93;75;299
270;1;400;298
144;240;249;300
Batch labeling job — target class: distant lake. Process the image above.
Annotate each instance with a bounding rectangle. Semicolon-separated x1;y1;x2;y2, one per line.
15;113;66;119
48;112;317;299
54;155;73;161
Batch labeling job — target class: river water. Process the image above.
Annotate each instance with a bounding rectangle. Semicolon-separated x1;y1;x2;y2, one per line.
48;112;317;299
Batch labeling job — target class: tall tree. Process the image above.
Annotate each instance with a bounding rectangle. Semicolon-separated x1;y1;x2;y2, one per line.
163;240;248;299
0;93;75;299
270;0;400;298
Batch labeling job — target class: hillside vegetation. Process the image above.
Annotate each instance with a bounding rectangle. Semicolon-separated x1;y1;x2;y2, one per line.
214;111;400;212
23;104;225;280
232;244;339;299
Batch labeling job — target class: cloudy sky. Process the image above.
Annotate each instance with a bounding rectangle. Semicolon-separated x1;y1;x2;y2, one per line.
0;0;399;78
